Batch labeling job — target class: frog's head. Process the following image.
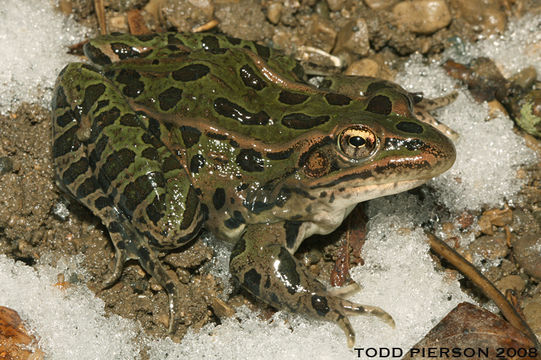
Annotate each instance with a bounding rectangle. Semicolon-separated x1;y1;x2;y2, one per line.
292;112;456;211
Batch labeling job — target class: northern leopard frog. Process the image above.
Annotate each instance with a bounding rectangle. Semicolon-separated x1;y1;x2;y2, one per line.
52;32;455;347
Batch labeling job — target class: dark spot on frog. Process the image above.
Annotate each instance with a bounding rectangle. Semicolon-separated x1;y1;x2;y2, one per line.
254;43;270;60
95;99;110;113
136;33;159;42
118;113;140;127
53;126;80;158
212;188;226;210
116;239;125;250
224;211;246;229
167;34;184;46
229;139;239;148
141;133;162;150
122;172;165;218
237;183;249;191
243;269;262;297
266;148;294;160
172;64;210;82
324;93;351;106
62;158;89;185
230;237;246;262
277;248;301;295
305;205;312;213
206;132;228;141
166;45;181;52
179;187;201;231
339;187;345;192
264;277;271;289
94;196;111;211
55;112;75;129
396;121;423;134
152;59;160;65
366;95;392;115
82;84;106;115
158;87;183;111
284;221;302;250
319;191;327;198
189;154;206;174
76;177;99;199
281;113;330;130
141;147;159;161
110;42;143;60
278;90;308;105
269;292;279;304
213;98;270;125
180;126;201;148
146;196;165;225
98;148;135;187
89;135;109;165
311;295;330;316
236;149;264;172
162;155;181;173
329;193;335;203
226;36;242;45
83;43;112;65
201;35;220;51
292;62;305;81
116;69;145;98
239;65;266;91
53;85;69;109
137;246;151;266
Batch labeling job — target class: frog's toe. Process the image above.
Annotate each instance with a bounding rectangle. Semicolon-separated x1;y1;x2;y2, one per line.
101;245;127;290
327;282;362;297
340;299;395;328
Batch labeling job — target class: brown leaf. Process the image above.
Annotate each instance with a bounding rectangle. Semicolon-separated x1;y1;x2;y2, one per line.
0;306;44;360
403;302;539;359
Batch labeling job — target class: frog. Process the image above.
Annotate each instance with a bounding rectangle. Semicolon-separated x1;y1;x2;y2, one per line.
51;32;456;347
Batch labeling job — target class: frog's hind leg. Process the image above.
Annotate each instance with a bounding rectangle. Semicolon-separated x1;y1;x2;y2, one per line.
229;223;394;348
52;63;184;332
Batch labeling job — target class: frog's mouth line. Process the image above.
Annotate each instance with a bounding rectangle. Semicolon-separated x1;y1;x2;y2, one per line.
326;178;430;208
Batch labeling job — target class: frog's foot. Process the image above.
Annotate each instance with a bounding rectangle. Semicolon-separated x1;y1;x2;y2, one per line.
230;223;394;348
328;282;362;297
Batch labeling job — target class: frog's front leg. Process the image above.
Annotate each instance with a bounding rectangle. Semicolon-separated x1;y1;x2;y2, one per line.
229;222;395;347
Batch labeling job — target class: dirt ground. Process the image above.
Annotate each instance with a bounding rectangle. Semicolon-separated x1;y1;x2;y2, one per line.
0;0;540;350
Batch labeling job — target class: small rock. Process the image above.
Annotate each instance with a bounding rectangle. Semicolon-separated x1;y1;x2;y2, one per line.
495;274;526;294
210;297;236;318
364;0;398;10
161;0;214;33
307;15;337;53
448;0;507;35
0;306;44;360
265;1;282;24
392;0;451;35
513;232;541;280
333;18;370;56
345;58;380;77
523;297;541;338
467;233;509;261
326;0;346;11
0;157;13;175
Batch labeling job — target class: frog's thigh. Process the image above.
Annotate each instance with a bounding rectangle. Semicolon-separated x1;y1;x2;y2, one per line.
229;223;394;347
52;63;182;331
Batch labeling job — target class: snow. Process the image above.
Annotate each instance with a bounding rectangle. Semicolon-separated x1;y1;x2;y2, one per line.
0;1;538;359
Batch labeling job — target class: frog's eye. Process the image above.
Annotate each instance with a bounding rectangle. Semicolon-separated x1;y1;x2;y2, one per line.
338;126;377;159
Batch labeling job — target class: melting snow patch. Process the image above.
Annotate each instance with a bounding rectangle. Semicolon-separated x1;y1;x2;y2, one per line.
0;0;89;114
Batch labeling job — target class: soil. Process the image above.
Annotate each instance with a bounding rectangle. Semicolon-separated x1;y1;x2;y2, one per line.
1;0;540;352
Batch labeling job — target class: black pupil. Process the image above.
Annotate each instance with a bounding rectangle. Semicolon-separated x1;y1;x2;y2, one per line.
349;136;366;147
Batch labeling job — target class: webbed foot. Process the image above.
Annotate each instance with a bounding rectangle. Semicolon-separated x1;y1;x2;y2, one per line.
230;223;394;347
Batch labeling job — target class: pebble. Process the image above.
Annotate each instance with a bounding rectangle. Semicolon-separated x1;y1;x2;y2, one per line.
512;232;541;280
392;0;451;34
265;1;282;24
364;0;398;10
523;296;541;337
326;0;346;11
308;15;337;53
467;233;509;261
345;58;380;77
333;18;370;56
0;156;13;175
495;274;526;294
448;0;507;34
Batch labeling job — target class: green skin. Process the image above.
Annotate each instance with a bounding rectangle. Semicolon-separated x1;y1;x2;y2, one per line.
51;32;456;347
